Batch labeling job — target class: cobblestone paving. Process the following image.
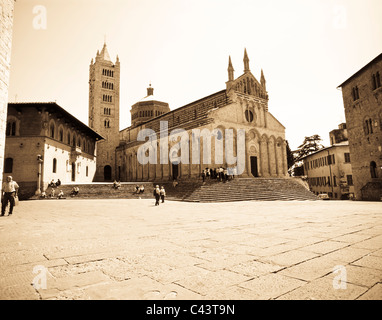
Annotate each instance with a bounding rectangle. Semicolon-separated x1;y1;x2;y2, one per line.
0;199;381;300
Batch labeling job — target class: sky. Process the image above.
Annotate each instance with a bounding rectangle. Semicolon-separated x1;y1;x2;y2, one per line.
7;0;382;150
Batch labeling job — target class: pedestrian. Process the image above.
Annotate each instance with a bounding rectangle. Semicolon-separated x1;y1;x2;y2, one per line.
1;176;19;216
55;179;61;187
70;186;79;197
223;168;228;181
154;185;161;206
160;186;166;203
201;169;206;183
49;179;56;188
50;188;56;198
135;185;140;194
139;185;145;194
206;167;210;179
57;190;65;199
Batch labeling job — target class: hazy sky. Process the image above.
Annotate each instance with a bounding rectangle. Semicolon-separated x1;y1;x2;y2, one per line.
8;0;382;150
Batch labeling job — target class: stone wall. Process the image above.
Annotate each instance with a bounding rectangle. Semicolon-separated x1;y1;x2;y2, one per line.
0;0;15;189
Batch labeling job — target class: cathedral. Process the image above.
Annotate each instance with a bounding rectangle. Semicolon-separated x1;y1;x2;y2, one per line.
89;44;288;182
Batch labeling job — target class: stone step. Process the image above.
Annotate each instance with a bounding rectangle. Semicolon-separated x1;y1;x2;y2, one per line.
31;178;318;202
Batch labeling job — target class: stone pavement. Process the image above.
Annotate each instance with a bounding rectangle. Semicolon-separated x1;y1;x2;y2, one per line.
0;198;381;300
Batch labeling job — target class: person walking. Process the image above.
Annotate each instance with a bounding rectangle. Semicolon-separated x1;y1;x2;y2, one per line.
201;169;206;183
1;176;19;216
160;186;166;203
154;185;161;206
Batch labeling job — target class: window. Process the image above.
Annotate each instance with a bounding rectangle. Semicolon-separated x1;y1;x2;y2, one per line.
6;121;16;136
53;158;57;173
50;123;55;139
347;175;354;186
67;132;71;145
245;110;254;122
86;166;89;177
4;158;13;173
333;175;337;187
372;72;381;90
59;128;64;142
370;161;377;178
352;86;359;101
344;153;351;163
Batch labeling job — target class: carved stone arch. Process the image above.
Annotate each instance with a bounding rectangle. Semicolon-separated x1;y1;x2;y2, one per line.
261;133;269;143
247;128;260;141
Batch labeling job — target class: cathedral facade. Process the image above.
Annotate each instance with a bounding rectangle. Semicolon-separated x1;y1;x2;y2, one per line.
89;46;288;181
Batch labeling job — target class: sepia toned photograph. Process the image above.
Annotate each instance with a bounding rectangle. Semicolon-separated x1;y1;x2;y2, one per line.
0;0;381;307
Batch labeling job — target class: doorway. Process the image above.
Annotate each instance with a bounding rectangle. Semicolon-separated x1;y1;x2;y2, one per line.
172;164;179;180
104;165;112;181
250;156;259;177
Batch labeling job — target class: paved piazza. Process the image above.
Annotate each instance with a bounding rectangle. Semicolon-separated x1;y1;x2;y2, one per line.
0;199;381;300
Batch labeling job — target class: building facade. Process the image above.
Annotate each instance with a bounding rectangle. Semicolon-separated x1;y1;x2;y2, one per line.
114;49;288;181
3;102;103;199
338;53;382;200
0;0;15;192
302;142;354;200
88;43;120;181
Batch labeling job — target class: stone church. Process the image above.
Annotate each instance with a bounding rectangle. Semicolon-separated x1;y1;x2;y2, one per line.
89;45;288;182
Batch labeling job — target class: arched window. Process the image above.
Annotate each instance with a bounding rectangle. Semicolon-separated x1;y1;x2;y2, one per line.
245;110;254;122
67;132;71;145
4;158;13;173
370;161;377;178
77;137;81;148
53;158;57;173
50;123;55;139
59;128;64;142
6;120;16;136
72;135;76;147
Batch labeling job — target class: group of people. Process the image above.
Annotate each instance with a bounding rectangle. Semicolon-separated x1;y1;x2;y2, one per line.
201;167;236;182
113;180;122;190
49;179;61;188
153;185;166;206
42;178;64;199
135;185;145;194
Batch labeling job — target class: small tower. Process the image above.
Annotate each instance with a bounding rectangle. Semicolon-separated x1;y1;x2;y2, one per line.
260;69;266;90
228;56;234;82
243;48;250;73
88;42;120;181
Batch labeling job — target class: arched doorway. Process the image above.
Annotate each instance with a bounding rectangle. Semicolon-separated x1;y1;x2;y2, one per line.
71;163;76;181
250;156;259;177
104;165;112;181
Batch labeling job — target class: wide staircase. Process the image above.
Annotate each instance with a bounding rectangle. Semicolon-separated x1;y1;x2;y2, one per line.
39;177;318;202
181;178;319;202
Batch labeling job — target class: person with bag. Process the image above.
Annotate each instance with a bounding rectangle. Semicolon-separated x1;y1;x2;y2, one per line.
153;185;161;206
1;176;19;216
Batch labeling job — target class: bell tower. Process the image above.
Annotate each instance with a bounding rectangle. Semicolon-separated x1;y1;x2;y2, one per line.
88;42;120;181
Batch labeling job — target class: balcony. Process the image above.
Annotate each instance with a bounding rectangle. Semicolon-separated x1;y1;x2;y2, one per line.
70;146;82;158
